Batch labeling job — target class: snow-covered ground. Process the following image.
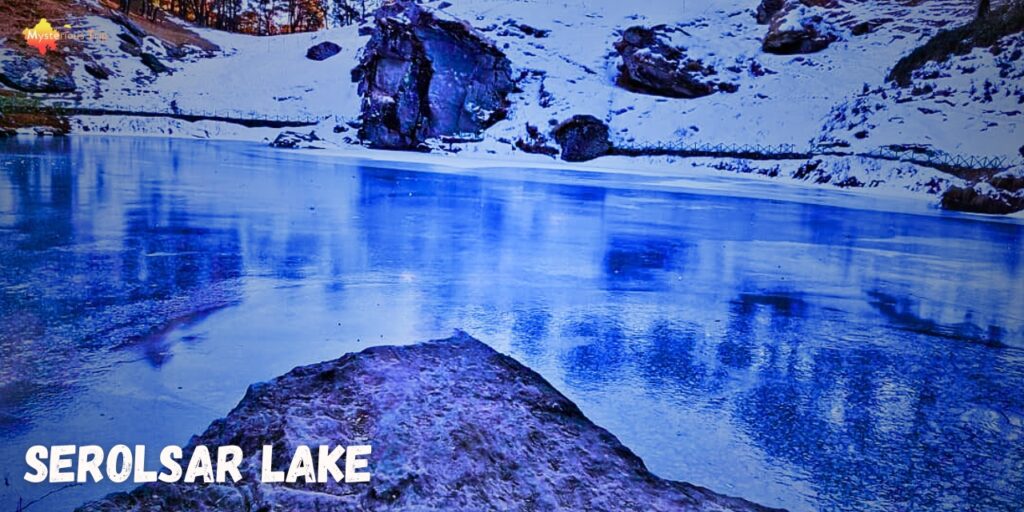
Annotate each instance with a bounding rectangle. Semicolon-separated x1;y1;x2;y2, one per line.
14;0;1024;210
818;30;1024;160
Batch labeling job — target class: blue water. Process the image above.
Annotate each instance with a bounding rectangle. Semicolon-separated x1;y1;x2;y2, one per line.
1;136;1023;511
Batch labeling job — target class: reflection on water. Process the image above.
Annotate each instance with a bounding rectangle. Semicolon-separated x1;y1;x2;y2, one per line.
1;136;1023;511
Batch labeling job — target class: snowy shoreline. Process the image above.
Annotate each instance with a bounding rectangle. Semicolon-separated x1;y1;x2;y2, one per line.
3;0;1022;215
17;129;1024;222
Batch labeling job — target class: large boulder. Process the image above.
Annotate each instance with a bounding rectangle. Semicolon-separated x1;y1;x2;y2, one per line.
552;115;611;162
306;41;342;61
76;332;777;512
941;168;1024;214
352;1;515;149
0;49;76;93
615;26;730;99
762;4;838;55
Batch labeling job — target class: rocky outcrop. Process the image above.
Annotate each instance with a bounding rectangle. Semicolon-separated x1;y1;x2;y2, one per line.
352;0;515;149
140;53;170;74
850;18;892;36
270;130;325;149
84;62;111;80
306;41;342;61
110;11;148;41
755;0;787;24
941;168;1024;214
762;3;838;55
552;115;611;162
615;26;732;99
76;332;777;512
515;123;559;157
758;0;837;24
0;49;76;93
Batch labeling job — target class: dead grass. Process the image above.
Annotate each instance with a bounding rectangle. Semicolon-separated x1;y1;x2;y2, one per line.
95;0;219;51
0;0;217;67
0;0;92;40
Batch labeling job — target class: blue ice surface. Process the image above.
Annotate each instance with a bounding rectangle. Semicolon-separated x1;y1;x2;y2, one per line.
0;136;1022;511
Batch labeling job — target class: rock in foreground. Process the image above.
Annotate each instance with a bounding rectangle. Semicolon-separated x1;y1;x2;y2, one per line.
352;1;515;149
77;332;779;512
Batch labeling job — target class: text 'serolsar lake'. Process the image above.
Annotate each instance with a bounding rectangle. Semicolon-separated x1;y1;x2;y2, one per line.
1;137;1023;511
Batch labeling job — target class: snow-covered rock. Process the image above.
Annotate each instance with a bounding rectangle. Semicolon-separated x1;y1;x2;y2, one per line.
615;25;733;99
352;0;514;149
941;166;1024;214
0;49;76;93
270;130;325;148
755;0;788;25
762;4;839;55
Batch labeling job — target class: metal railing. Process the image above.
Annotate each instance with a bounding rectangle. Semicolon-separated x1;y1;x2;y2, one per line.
1;100;335;128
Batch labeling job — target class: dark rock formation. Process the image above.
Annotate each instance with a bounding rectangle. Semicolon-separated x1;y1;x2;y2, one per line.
615;26;730;99
306;41;342;61
497;19;551;39
352;0;515;149
162;42;188;60
755;0;787;24
850;18;892;36
941;169;1024;214
758;0;836;25
140;53;170;74
991;172;1024;193
118;32;144;48
515;123;559;157
84;63;111;80
0;49;76;93
110;11;148;40
119;41;142;57
270;130;324;149
553;115;611;162
762;4;837;55
941;187;1024;215
77;332;777;512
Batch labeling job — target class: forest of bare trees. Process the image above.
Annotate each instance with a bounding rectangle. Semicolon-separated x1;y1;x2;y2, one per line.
118;0;384;35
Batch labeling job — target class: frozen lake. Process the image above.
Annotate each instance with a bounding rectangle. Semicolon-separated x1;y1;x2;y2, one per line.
1;136;1023;511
